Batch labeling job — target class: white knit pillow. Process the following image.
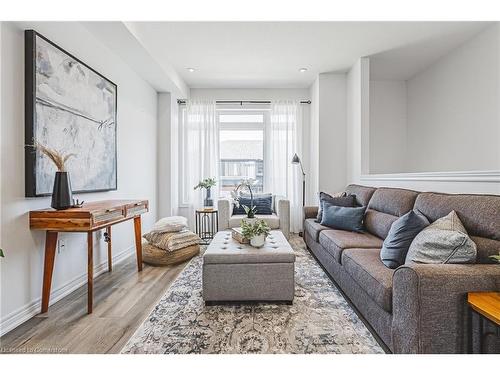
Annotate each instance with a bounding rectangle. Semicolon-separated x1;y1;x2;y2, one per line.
151;216;188;233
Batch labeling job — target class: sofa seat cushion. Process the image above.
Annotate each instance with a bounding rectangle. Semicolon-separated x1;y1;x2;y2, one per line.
318;229;383;263
228;214;280;229
304;218;329;241
342;248;394;312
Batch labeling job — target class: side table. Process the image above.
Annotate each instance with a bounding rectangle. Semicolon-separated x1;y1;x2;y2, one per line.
195;208;218;245
467;291;500;353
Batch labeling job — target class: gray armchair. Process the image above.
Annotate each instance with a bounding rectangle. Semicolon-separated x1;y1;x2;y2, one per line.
218;195;290;239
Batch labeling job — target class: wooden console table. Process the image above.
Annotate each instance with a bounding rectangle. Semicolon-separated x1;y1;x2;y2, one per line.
30;199;149;314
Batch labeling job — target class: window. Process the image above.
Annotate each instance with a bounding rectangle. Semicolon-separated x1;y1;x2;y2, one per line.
218;111;266;197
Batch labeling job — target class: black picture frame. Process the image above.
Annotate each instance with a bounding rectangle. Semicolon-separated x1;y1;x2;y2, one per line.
25;29;118;197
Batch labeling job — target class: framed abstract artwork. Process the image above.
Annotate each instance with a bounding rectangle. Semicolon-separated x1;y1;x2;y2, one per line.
25;30;117;197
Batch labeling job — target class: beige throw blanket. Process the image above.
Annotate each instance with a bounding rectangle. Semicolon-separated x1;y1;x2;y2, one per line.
143;229;201;252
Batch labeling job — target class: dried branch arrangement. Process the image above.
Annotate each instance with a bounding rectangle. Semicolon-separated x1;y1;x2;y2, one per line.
33;141;75;172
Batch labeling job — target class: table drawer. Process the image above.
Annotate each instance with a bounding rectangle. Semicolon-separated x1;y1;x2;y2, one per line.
126;202;148;217
92;208;125;225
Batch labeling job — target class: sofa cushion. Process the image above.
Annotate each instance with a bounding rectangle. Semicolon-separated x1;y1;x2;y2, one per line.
342;248;394;312
364;209;399;240
380;210;430;269
316;192;354;222
364;187;419;239
318;229;383;263
304;218;329;242
470;236;500;262
345;184;377;207
414;192;500;263
320;203;366;232
368;188;419;217
228;214;280;229
405;211;477;265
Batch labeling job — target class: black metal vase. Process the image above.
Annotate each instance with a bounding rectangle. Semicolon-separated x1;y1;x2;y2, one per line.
51;171;73;210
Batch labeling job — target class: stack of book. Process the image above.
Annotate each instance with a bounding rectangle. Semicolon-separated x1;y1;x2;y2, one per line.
231;227;250;244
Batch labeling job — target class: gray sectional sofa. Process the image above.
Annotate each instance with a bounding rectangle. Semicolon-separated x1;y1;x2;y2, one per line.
303;184;500;353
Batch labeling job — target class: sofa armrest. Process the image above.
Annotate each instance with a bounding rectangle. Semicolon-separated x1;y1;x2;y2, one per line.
304;206;318;220
392;263;500;353
275;196;290;239
217;198;231;230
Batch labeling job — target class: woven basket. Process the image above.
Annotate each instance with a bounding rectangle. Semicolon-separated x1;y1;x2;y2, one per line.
142;242;200;266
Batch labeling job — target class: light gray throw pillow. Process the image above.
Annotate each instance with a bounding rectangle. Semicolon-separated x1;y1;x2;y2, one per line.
405;210;477;264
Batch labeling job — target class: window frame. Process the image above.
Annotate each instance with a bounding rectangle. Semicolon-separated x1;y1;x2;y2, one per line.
217;109;268;197
178;105;270;207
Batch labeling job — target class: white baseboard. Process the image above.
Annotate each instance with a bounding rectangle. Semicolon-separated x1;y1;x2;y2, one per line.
0;245;135;337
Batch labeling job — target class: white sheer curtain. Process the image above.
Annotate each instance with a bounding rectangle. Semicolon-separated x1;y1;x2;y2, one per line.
265;100;303;233
181;100;219;212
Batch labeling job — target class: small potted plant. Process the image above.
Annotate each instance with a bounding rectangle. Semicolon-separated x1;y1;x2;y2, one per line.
194;177;217;207
241;219;271;248
231;178;258;219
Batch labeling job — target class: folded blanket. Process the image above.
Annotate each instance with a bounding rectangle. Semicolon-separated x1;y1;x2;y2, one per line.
143;229;200;252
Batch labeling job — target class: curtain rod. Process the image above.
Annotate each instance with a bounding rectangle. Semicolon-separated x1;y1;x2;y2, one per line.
177;99;311;105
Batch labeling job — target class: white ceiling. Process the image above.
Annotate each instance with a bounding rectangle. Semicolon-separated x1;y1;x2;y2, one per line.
126;21;491;89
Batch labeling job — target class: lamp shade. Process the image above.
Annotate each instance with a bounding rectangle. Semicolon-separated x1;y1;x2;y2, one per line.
291;153;300;164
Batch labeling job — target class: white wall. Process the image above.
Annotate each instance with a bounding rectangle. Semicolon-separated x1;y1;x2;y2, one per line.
368;25;500;176
346;58;370;185
369;80;407;174
348;57;499;194
317;74;347;194
308;78;319;205
157;92;180;218
406;24;500;173
0;22;159;335
189;88;309;102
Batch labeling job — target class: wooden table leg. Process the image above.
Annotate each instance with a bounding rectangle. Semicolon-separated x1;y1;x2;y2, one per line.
41;231;58;313
87;232;93;314
478;314;484;354
134;216;143;271
467;306;473;353
106;226;112;272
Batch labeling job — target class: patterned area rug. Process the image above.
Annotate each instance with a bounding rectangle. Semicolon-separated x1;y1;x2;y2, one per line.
121;236;384;354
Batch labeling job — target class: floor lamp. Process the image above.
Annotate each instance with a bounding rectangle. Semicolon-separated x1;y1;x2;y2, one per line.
291;153;305;237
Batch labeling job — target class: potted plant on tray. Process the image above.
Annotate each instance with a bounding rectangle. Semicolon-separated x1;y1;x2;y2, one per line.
241;219;271;248
194;177;217;207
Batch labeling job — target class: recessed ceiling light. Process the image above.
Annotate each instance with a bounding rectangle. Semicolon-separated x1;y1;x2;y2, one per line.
299;68;308;73
186;67;196;72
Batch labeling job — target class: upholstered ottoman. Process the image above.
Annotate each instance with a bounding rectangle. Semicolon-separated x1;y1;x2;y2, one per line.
202;230;295;304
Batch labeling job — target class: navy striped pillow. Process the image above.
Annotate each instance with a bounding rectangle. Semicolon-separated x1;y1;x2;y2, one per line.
233;195;273;215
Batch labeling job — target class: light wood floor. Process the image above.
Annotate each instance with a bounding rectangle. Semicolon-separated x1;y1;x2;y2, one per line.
0;256;187;354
